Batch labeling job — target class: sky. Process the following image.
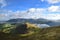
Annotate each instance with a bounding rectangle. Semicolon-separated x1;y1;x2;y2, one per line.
0;0;60;21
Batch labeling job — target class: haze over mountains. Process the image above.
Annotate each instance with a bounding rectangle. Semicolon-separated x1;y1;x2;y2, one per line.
5;18;60;27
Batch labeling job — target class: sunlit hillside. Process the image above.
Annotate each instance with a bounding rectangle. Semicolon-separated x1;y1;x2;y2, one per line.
26;22;38;28
0;23;60;40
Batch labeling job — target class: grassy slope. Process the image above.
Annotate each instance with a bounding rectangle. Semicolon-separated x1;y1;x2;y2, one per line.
0;23;60;40
24;26;60;40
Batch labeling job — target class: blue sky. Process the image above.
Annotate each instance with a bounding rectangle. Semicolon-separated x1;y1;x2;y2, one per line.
2;0;50;11
0;0;60;21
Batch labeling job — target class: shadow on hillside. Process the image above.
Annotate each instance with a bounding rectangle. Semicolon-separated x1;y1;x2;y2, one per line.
11;24;28;34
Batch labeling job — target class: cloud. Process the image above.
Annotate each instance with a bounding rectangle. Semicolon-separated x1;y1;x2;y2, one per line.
42;14;60;20
0;0;7;8
0;14;6;18
11;8;60;20
20;8;46;19
0;6;60;21
9;8;43;19
0;13;8;21
0;10;15;20
41;0;44;2
48;6;60;12
0;8;46;19
41;0;60;4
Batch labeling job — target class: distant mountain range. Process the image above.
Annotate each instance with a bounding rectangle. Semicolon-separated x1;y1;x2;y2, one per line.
0;18;60;27
6;18;52;24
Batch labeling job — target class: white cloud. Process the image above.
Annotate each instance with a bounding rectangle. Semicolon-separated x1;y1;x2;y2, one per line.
0;14;6;18
0;0;7;8
43;14;60;20
48;0;60;4
41;0;44;2
42;0;60;4
1;8;45;19
0;0;60;21
28;8;36;12
24;8;46;19
48;6;60;12
0;7;60;21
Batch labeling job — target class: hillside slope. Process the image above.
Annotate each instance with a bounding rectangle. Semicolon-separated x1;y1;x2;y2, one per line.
25;26;60;40
0;23;60;40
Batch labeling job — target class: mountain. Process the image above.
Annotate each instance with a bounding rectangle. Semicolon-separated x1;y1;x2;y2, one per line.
6;18;51;24
47;21;60;26
3;18;60;27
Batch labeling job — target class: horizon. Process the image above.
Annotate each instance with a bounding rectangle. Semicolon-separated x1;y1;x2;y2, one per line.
0;0;60;21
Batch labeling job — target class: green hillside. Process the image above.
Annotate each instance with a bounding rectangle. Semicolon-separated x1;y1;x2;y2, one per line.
24;26;60;40
0;23;60;40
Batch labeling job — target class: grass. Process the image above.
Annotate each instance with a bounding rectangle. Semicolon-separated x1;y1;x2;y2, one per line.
0;23;60;40
19;31;34;37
